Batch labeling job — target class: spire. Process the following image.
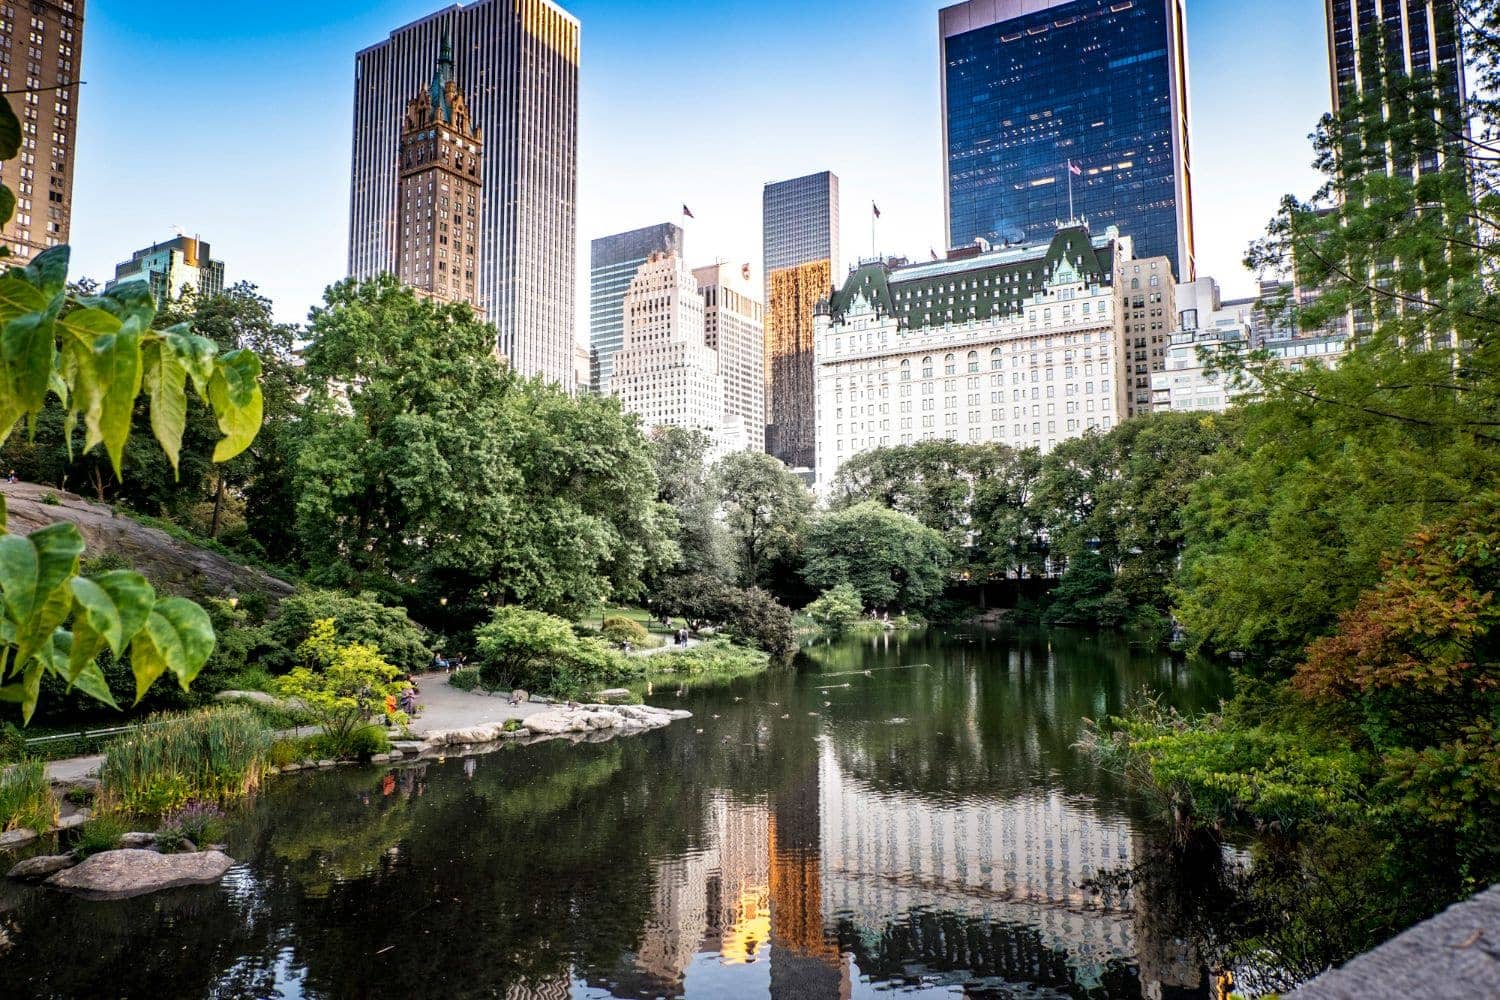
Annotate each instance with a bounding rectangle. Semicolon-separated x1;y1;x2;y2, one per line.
428;30;455;122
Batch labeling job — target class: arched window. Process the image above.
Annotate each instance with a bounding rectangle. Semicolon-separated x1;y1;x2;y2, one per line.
967;350;980;373
990;347;1003;370
944;353;957;375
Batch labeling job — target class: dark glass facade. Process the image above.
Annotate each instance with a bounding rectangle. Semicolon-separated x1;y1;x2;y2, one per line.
942;0;1192;281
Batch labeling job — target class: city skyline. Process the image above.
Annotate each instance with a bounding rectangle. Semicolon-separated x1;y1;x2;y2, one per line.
65;0;1328;335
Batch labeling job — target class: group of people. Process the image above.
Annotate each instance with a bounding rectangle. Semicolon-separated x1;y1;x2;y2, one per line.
432;652;466;672
384;675;421;720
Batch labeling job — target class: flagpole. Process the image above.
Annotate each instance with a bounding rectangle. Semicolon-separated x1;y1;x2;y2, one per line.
1067;163;1074;222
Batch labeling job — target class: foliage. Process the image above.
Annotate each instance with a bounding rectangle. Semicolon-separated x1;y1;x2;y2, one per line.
0;721;23;762
648;426;731;584
0;515;217;723
803;583;864;633
73;812;129;857
343;723;391;760
643;639;770;687
291;278;673;625
650;574;797;659
262;589;429;674
802;501;952;613
711;450;811;589
274;619;404;757
1081;694;1366;837
600;615;649;648
473;605;635;697
0;757;56;832
1042;551;1127;628
98;705;271;815
156;800;226;851
448;667;481;692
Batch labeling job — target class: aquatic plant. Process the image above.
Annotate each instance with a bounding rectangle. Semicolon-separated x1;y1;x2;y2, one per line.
98;705;272;816
0;758;57;832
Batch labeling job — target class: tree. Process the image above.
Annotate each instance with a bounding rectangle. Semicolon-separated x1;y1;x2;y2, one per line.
262;589;430;675
472;606;628;695
829;441;1010;554
650;573;797;658
648;426;730;583
712;450;811;588
970;446;1047;580
275;618;404;753
802;502;951;613
804;583;863;632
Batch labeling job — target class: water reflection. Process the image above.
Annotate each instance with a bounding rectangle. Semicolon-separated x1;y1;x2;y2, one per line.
0;627;1229;999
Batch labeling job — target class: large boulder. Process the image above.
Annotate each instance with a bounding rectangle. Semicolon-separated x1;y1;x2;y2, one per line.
46;848;235;898
523;713;573;736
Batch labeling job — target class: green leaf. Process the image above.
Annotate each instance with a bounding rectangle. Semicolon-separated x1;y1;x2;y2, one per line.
0;274;49;325
58;305;121;347
0;493;6;532
0;97;18;161
208;349;263;462
71;570;152;657
0;533;38;623
161;325;217;396
2;307;58;413
129;597;214;699
24;246;69;296
142;339;189;474
80;279;156;328
68;660;119;710
91;322;145;477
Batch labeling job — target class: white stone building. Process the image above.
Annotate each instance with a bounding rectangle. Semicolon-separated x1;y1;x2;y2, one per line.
611;252;730;450
813;224;1134;488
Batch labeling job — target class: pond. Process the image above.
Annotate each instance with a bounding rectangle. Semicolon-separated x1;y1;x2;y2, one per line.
0;626;1232;999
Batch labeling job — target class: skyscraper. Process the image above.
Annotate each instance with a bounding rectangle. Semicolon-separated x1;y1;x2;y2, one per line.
590;223;684;393
763;171;839;471
107;235;225;308
0;0;83;262
350;0;579;387
1325;0;1466;177
396;35;484;312
695;261;766;451
940;0;1194;281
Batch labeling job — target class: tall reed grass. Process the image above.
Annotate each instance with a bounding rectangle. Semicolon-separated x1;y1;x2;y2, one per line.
0;758;58;832
99;706;273;816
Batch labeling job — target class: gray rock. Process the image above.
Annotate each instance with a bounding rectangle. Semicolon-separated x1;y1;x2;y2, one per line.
368;753;389;763
524;713;572;736
593;688;633;703
56;811;90;831
387;750;404;760
0;829;37;850
46;848;235;898
119;832;156;849
317;760;335;769
8;853;77;880
281;763;302;772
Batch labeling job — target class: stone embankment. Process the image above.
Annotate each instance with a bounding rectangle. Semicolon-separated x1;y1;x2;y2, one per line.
419;702;691;751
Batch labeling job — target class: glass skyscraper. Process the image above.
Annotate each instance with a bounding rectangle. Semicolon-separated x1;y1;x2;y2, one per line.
589;223;684;393
941;0;1194;281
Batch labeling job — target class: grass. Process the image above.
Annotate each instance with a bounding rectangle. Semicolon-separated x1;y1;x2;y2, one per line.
577;604;684;636
639;639;773;693
98;706;273;817
73;813;130;857
0;759;58;832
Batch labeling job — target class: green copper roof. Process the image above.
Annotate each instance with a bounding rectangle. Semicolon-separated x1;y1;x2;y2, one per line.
427;31;456;123
828;225;1117;331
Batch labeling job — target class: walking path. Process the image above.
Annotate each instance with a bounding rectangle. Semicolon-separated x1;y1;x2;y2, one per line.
630;637;701;657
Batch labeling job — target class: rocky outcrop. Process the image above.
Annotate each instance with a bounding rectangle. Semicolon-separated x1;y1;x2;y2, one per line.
7;854;77;881
421;703;691;750
46;848;235;898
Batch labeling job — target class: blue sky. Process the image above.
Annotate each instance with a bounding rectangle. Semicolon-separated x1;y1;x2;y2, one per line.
69;0;1329;328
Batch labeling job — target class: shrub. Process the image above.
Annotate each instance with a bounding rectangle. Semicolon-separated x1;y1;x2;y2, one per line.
344;724;391;759
654;575;796;658
804;584;863;633
0;722;25;764
74;813;130;857
264;590;430;674
275;619;405;757
157;801;226;851
0;759;57;832
99;706;272;816
645;639;770;684
268;737;314;768
474;606;635;697
219;666;276;693
449;667;481;692
600;616;649;648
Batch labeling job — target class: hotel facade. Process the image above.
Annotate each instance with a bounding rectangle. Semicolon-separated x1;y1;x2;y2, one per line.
813;224;1135;488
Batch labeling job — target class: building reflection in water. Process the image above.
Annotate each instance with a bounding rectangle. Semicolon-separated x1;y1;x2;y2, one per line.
610;731;1209;998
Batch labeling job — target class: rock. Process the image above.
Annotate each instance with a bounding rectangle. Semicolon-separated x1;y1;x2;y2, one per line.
205;844;227;853
119;832;156;849
281;763;302;772
46;848;235;898
56;811;90;831
523;713;572;736
368;753;389;763
8;853;77;880
593;688;632;703
317;760;335;769
387;750;403;760
0;829;37;850
265;766;281;776
529;694;555;704
177;840;197;853
390;740;423;752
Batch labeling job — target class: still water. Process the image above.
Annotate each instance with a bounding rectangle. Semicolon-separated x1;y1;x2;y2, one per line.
0;627;1230;999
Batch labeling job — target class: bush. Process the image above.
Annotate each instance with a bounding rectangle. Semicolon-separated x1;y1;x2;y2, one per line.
0;759;57;832
804;584;863;633
645;639;770;684
99;706;273;816
0;723;25;764
268;737;313;768
449;667;481;692
474;606;635;697
264;589;430;674
654;575;796;658
157;801;226;851
344;724;391;759
275;619;405;757
600;616;649;648
74;813;130;857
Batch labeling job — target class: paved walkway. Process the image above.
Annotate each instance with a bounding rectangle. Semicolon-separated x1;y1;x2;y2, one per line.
630;637;701;657
406;672;553;735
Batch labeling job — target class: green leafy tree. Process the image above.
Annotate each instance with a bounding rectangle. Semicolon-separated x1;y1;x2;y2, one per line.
275;618;404;752
802;501;951;612
969;446;1047;579
804;583;863;632
648;426;730;583
712;450;811;588
472;605;628;695
262;589;430;675
829;441;1010;554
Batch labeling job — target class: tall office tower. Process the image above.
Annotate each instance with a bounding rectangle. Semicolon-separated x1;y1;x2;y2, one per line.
1118;255;1176;418
940;0;1195;281
694;261;765;452
589;223;684;393
107;236;225;307
396;35;484;311
1325;0;1466;177
0;0;83;262
351;0;579;387
763;171;838;471
611;252;726;443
